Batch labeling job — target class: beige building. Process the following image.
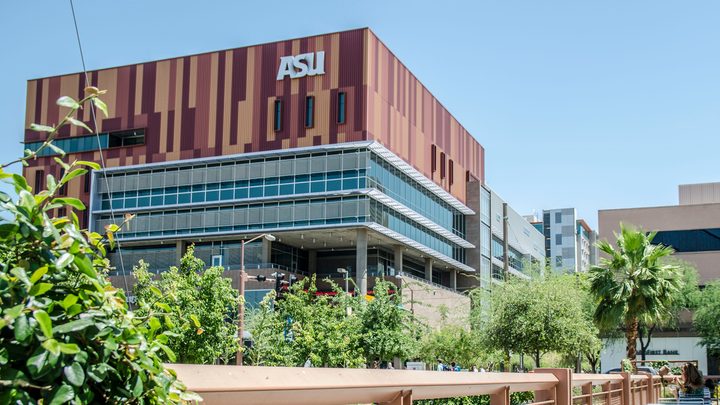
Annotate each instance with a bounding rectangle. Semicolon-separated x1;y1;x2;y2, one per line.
598;182;720;285
598;182;720;374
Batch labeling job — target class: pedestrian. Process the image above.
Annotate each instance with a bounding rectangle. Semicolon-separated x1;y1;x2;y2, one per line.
673;362;704;399
372;358;380;369
480;367;487;373
303;358;312;368
387;362;394;370
471;366;478;372
437;359;445;372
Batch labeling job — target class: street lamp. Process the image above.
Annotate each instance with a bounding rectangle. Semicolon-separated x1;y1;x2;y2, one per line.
337;268;349;294
237;233;276;366
395;273;414;314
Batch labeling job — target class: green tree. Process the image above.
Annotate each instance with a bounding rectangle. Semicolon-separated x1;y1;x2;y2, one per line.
0;89;197;403
246;275;365;367
694;280;720;356
358;279;417;364
589;224;683;361
476;273;593;368
415;325;488;369
132;245;240;364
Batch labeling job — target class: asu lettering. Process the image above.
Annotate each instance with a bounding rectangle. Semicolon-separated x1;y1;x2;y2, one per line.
276;52;325;80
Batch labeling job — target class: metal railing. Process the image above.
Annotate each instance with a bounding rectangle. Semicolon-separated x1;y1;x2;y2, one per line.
168;365;677;405
396;271;463;295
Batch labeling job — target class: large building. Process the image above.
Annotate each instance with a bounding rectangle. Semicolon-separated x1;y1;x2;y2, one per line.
23;28;500;321
598;182;720;374
529;208;598;273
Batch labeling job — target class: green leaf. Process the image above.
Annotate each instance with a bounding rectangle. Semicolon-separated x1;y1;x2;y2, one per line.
150;286;162;297
77;160;101;170
190;314;201;328
26;348;49;378
33;310;53;338
64;363;85;386
28;283;53;297
93;98;109;117
29;266;48;283
55;252;73;270
29;123;55;133
13;174;30;191
56;96;80;109
52;197;86;211
60;294;78;310
11;267;31;287
42;338;60;355
48;383;75;405
54;157;70;171
132;374;143;397
53;318;94;334
73;255;97;278
67;117;92;133
47;142;66;156
61;168;87;184
0;347;7;365
59;342;80;354
14;315;32;342
148;317;161;331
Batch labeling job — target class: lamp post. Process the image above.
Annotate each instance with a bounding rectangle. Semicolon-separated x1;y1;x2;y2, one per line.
237;233;276;366
337;268;349;294
395;273;414;314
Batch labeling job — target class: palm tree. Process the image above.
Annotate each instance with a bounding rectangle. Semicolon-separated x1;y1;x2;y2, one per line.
589;224;683;362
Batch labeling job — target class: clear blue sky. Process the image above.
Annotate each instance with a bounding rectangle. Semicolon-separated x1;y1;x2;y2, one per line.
1;1;718;229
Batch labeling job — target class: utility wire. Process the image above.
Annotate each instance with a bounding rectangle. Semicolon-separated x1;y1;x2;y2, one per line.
69;0;130;298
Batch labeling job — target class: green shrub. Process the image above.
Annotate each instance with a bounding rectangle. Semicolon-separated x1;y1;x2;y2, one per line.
0;89;199;403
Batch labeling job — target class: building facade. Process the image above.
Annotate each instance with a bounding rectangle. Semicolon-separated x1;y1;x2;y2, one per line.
23;28;493;312
598;182;720;374
530;208;598;273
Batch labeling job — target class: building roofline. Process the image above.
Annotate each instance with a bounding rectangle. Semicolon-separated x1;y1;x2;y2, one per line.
598;201;720;213
27;27;370;82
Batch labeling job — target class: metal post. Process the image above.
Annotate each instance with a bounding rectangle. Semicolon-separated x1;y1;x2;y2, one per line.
345;274;349;295
237;241;246;366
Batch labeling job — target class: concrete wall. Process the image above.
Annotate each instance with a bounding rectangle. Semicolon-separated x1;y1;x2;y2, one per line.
679;182;720;205
601;337;708;374
490;189;545;264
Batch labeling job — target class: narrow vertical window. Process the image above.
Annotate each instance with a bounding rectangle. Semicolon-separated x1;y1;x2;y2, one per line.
274;99;283;132
431;145;437;173
337;92;346;124
440;152;446;179
59;169;67;196
465;170;470;183
305;96;315;128
449;159;454;186
34;170;44;191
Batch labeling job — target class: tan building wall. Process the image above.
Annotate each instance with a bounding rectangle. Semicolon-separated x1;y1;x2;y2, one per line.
679;182;720;205
400;278;470;328
598;203;720;284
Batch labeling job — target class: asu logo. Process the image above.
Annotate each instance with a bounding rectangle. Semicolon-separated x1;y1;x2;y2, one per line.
276;51;326;80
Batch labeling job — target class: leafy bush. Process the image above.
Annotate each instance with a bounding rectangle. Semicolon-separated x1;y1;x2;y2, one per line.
133;246;240;364
0;89;198;403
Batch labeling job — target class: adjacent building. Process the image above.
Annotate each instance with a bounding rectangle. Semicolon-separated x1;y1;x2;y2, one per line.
23;28;530;326
598;182;720;375
528;208;598;273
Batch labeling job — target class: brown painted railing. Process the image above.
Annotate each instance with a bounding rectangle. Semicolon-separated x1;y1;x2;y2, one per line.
168;365;685;405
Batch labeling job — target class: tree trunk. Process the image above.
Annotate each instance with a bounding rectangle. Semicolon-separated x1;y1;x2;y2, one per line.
638;324;656;362
625;316;639;363
535;350;541;368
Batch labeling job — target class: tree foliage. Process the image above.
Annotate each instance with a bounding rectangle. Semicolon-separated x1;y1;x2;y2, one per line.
589;224;683;360
0;89;198;403
132;245;240;364
415;325;489;369
475;273;597;368
246;277;417;367
694;280;720;354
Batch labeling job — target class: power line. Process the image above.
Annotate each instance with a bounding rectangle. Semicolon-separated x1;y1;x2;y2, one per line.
69;0;130;298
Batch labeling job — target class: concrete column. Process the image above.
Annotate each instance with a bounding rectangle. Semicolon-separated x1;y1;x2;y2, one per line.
450;269;457;291
393;245;403;276
308;250;317;275
356;228;368;296
261;238;272;264
424;258;433;282
175;240;187;265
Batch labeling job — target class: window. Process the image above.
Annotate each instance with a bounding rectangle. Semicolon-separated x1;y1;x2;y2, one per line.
84;169;92;193
305;96;314;128
57;207;67;217
58;169;67;196
440;152;446;179
211;255;223;267
34;170;44;192
108;129;145;148
555;234;562;245
449;159;454;186
337;92;346;124
273;100;283;132
555;212;562;224
431;144;437;173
